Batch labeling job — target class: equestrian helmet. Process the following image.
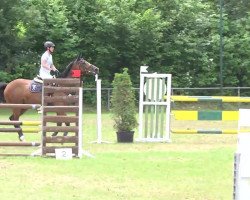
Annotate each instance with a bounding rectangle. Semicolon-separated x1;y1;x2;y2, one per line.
44;41;55;48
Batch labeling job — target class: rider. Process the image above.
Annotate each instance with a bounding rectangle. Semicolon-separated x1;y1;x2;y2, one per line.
37;41;59;113
39;41;59;79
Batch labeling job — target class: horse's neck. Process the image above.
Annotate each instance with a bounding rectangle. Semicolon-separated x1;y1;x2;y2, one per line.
61;63;83;84
60;62;74;78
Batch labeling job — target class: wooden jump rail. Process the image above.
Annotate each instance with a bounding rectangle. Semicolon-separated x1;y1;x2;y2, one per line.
0;153;40;157
0;142;40;146
41;78;83;158
0;104;40;109
0;128;40;133
0;121;41;126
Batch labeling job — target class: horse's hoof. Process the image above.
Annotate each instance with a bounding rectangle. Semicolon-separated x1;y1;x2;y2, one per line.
63;132;68;136
19;135;25;142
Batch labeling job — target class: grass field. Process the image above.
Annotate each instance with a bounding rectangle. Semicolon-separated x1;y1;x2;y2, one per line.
0;109;237;200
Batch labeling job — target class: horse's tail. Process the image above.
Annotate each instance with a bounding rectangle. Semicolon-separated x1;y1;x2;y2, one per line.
0;83;7;103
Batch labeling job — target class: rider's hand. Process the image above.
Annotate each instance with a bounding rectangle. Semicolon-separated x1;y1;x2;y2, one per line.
50;70;55;76
54;69;60;77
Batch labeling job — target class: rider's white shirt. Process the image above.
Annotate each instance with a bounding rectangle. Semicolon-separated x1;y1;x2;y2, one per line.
39;51;53;79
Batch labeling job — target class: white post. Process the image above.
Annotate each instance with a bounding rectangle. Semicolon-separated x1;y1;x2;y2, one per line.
96;79;102;143
165;74;172;141
235;109;250;199
235;134;250;200
78;87;83;158
138;66;148;140
90;76;111;144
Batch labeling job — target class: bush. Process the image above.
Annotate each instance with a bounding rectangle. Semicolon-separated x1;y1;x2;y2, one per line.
111;68;137;132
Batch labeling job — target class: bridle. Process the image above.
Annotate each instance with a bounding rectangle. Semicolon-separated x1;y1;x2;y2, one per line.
73;58;97;75
59;56;98;79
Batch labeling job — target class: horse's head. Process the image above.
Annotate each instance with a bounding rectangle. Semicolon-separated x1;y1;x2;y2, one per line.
60;56;99;78
71;57;99;77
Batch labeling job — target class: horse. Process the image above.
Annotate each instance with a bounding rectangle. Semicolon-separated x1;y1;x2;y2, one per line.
0;55;99;141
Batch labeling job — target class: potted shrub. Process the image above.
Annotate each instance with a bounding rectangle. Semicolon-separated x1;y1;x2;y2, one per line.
111;68;138;143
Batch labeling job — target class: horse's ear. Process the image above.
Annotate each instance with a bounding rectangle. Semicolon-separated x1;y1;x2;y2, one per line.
76;54;80;60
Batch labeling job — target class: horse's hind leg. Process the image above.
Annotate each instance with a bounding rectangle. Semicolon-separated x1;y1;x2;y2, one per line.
9;109;27;141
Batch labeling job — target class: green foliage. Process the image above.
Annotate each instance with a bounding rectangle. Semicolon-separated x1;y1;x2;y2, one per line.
0;0;24;75
0;71;11;82
111;68;137;132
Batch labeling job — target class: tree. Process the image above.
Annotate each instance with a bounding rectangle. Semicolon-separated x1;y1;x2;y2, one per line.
0;0;26;81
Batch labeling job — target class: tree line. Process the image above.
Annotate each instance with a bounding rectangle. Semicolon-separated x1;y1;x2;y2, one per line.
0;0;249;94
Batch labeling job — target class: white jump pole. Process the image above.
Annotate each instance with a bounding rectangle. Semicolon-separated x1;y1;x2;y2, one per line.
78;87;83;157
81;84;94;158
91;75;111;144
233;109;250;199
234;134;250;199
96;78;102;143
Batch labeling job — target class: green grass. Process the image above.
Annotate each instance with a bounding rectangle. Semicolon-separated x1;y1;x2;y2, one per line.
0;110;237;200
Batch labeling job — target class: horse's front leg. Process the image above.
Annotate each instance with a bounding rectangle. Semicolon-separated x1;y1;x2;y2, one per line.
52;112;69;136
51;122;62;137
51;122;69;136
63;122;70;136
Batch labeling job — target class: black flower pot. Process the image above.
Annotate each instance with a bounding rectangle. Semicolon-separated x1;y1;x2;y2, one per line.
116;131;134;143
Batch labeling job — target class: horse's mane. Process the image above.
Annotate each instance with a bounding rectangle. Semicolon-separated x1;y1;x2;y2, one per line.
58;61;74;78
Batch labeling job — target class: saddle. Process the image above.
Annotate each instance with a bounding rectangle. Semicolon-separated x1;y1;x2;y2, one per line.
29;75;43;93
31;74;58;93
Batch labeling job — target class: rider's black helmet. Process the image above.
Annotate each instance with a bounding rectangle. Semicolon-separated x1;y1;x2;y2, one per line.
44;41;55;49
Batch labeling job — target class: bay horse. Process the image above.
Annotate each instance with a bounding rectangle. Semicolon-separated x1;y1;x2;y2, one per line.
0;55;99;141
